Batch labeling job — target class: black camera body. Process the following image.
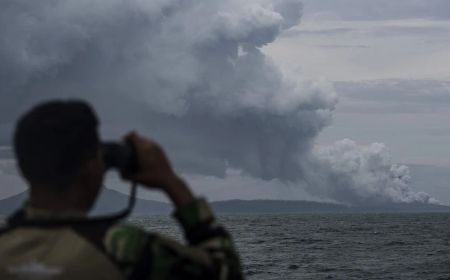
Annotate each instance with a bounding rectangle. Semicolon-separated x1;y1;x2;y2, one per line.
102;141;138;174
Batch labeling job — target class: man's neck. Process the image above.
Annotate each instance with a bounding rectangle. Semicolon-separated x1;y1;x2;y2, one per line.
28;187;89;213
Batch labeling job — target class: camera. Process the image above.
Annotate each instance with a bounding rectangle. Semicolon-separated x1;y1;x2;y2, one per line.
102;141;138;174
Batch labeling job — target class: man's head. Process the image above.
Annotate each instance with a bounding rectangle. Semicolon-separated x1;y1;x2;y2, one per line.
14;100;104;211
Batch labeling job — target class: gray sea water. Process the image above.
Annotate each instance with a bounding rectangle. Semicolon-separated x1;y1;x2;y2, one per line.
129;213;450;280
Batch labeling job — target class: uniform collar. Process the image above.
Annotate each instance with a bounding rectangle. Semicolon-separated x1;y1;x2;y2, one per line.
23;201;87;220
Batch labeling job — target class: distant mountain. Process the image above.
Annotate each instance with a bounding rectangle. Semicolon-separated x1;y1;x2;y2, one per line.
1;190;450;217
92;188;171;214
0;191;27;216
0;188;172;217
210;200;450;214
211;199;350;213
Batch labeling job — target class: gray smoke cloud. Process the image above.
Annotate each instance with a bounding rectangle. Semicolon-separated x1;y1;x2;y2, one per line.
0;0;435;204
306;139;436;204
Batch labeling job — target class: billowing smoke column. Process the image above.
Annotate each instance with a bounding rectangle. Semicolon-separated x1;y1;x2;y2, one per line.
0;0;435;204
307;139;436;204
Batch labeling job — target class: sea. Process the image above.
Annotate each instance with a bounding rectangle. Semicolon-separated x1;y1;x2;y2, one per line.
129;213;450;280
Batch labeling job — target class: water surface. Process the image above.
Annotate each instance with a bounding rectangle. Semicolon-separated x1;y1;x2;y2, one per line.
130;213;450;280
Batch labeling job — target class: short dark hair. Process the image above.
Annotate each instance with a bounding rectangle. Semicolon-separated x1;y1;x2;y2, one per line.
14;100;99;191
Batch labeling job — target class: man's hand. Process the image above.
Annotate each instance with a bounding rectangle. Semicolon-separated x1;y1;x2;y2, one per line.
123;132;194;207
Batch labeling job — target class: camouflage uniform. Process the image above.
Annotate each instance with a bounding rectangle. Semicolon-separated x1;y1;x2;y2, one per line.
0;198;244;280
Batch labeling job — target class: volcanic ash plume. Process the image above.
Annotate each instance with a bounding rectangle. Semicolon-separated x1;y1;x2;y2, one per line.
0;0;435;204
306;139;437;204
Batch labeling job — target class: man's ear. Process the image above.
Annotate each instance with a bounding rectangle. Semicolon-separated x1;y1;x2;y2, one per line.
74;157;104;211
78;156;102;185
82;158;97;175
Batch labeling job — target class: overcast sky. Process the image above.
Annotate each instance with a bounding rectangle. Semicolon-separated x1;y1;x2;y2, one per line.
264;0;450;167
0;0;449;204
264;0;450;203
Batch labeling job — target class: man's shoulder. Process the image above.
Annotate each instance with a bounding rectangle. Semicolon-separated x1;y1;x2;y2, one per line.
104;223;151;264
103;223;202;266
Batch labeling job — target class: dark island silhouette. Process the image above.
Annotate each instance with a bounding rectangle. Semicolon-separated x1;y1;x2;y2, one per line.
1;188;450;216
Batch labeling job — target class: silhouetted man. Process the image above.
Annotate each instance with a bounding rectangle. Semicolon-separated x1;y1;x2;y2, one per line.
0;100;243;279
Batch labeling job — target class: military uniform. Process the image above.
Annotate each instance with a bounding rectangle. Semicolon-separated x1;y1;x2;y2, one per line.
0;198;244;280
